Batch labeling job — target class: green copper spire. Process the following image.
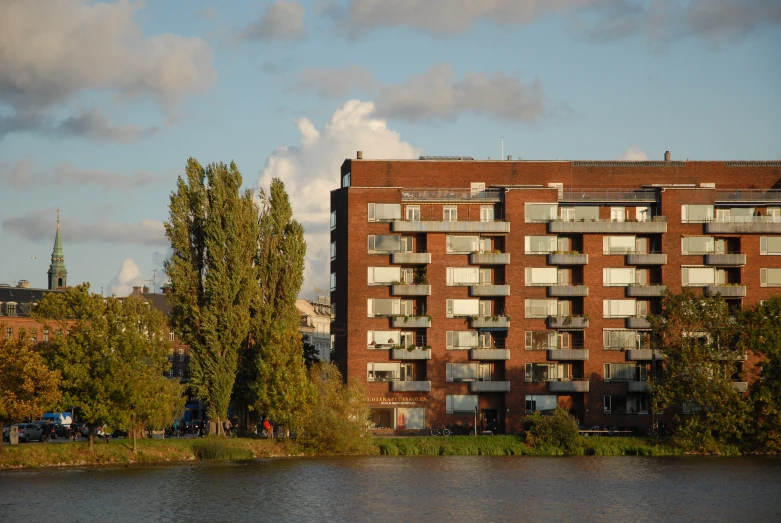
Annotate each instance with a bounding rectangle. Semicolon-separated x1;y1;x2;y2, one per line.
48;209;67;290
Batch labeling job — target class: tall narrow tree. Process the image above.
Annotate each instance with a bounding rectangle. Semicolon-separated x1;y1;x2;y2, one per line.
165;159;258;435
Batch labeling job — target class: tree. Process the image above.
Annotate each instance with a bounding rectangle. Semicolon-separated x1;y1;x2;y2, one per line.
240;178;312;433
649;290;751;451
524;408;581;454
0;327;62;456
302;335;321;368
165;159;258;435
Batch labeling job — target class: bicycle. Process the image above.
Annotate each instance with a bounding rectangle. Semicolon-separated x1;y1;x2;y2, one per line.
430;425;451;436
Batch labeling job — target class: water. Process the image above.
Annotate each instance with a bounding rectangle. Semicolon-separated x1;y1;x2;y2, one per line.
2;456;781;522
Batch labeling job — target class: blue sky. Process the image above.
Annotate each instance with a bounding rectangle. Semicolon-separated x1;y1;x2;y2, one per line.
1;0;780;295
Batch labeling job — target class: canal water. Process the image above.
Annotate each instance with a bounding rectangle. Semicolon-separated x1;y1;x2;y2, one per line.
2;456;780;522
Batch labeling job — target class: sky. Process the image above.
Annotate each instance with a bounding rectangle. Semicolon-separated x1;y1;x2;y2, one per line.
1;0;780;296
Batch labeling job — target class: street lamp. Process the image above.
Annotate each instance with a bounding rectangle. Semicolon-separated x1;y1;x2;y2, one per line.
474;406;478;437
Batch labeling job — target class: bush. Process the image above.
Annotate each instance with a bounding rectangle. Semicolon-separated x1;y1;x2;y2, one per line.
193;437;253;460
524;408;581;455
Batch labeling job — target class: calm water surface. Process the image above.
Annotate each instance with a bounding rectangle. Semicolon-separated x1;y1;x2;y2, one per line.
2;456;781;522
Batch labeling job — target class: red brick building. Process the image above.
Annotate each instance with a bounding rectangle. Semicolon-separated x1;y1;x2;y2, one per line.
330;153;781;434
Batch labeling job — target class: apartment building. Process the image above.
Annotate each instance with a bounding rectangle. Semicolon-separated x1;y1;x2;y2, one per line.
330;152;781;434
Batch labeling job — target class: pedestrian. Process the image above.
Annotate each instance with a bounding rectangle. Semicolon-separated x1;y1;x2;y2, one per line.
224;419;232;436
198;420;204;438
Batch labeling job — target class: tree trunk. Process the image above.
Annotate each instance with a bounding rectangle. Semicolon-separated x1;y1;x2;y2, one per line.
132;428;137;453
0;419;4;457
89;426;94;451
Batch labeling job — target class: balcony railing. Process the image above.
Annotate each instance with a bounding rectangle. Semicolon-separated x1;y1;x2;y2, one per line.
390;380;431;392
547;253;589;265
547;316;590;329
625;253;667;265
391;316;431;328
391;348;432;360
547;349;589;361
560;188;658;203
627;381;651;393
391;285;431;296
401;187;503;202
392;221;510;233
704;253;747;266
470;253;510;265
469;316;511;329
391;252;431;264
625;349;664;361
470;381;511;392
548;217;667;234
625;285;667;297
470;284;510;297
625;317;652;329
705;218;781;233
548;379;590;393
547;284;589;297
705;285;747;297
714;189;781;202
469;348;511;360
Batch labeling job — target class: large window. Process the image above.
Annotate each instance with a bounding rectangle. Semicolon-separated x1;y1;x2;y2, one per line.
443;206;458;222
681;204;714;223
681;267;716;286
405;205;420;222
367;362;412;382
446;331;479;349
368;267;406;285
604;395;648;414
525;299;558;318
525;203;558;223
603;330;648;350
604;363;645;382
560;206;599;221
368;203;401;222
5;303;17;316
525;331;569;350
446;267;480;286
525;236;557;254
480;206;494;222
367;299;401;317
681;236;715;254
446;235;491;254
525;363;569;382
446;394;478;414
603;268;635;286
603;236;636;254
446;299;479;317
525;267;559;286
367;330;404;348
715;207;754;223
761;268;781;287
760;237;781;255
525;395;558;413
603;300;637;318
368;235;409;254
446;362;491;382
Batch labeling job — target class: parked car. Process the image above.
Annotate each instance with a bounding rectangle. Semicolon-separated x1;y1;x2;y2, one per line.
54;423;72;438
13;423;44;443
111;429;129;438
38;422;57;440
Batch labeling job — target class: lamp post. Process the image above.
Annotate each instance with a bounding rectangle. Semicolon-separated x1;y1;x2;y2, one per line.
474;406;478;437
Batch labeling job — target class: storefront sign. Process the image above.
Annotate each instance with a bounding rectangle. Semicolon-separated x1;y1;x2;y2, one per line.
369;396;427;406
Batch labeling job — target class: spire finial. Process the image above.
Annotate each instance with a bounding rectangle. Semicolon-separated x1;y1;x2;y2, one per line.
57;208;60;228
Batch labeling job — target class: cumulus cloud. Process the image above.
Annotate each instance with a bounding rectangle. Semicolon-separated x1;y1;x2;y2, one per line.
295;66;375;98
2;208;167;246
242;1;307;41
617;145;650;161
258;99;421;292
0;158;161;191
106;258;147;297
0;0;215;139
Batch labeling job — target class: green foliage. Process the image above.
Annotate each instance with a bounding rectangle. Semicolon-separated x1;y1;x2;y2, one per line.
297;363;374;455
164;159;258;434
524;408;581;454
193;437;253;460
302;335;321;369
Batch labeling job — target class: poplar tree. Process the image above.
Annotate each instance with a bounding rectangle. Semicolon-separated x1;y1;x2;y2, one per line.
165;159;258;435
243;178;312;431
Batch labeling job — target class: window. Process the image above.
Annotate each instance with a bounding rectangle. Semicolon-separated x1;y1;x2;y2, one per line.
716;207;754;223
178;369;184;378
480;206;494;222
367;331;401;348
367;299;401;317
603;236;636;254
367;362;412;382
368;267;403;285
6;327;12;339
681;204;714;223
179;349;185;362
368;203;401;222
168;368;173;378
525;203;558;223
761;268;781;287
768;208;781;221
525;331;557;350
330;242;336;260
43;328;49;343
471;182;486;196
603;395;612;414
603;329;638;350
330;273;336;291
525;363;569;382
604;395;648;414
603;300;637;318
635;269;648;286
368;235;403;254
478;300;493;316
446;267;479;286
681;236;715;254
342;172;351;187
636;206;650;222
330;211;336;230
446;331;479;349
525;236;557;254
330;303;336;321
405;205;420;222
443;206;458;222
681;267;715;286
168;349;174;361
168;331;175;342
447;235;477;254
6;302;16;316
525;395;558;413
604;363;645;382
525;299;558;318
446;299;479;317
525;267;559;286
446;394;478;414
446;362;491;382
603;268;635;286
611;207;626;222
760;237;781;255
562;206;599;221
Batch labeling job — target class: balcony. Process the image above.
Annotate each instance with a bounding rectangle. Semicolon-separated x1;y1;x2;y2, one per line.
559;188;658;203
470;284;510;297
625;285;667;297
547;253;588;265
714;189;781;203
470;381;511;392
548;380;589;393
390;380;431;392
547;349;589;361
391;316;431;328
625;349;664;361
401;187;503;202
391;252;431;264
392;221;510;233
705;218;781;234
470;253;510;265
391;348;432;360
547;316;590;329
731;381;748;393
469;348;511;360
469;316;510;329
705;285;747;297
704;253;746;266
626;253;667;265
625;317;651;329
391;284;431;296
548;217;667;234
627;381;651;393
547;284;589;297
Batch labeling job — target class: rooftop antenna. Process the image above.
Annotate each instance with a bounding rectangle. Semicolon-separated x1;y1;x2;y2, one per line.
152;269;158;294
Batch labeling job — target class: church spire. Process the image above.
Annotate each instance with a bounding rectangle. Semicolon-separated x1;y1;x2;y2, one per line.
48;209;67;290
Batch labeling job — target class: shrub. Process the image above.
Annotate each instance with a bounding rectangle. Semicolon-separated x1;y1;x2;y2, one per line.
524;408;581;454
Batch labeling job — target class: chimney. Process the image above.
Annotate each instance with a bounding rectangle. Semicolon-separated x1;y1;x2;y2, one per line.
507;155;512;161
664;151;671;162
356;151;363;160
142;285;149;293
132;286;142;295
16;280;29;288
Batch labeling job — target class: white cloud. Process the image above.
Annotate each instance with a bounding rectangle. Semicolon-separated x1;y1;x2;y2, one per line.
107;258;147;297
1;158;161;191
258;99;421;292
242;1;307;41
617;145;650;161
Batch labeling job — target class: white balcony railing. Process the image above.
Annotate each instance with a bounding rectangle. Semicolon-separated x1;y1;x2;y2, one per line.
390;381;431;392
392;221;510;233
470;381;511;392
